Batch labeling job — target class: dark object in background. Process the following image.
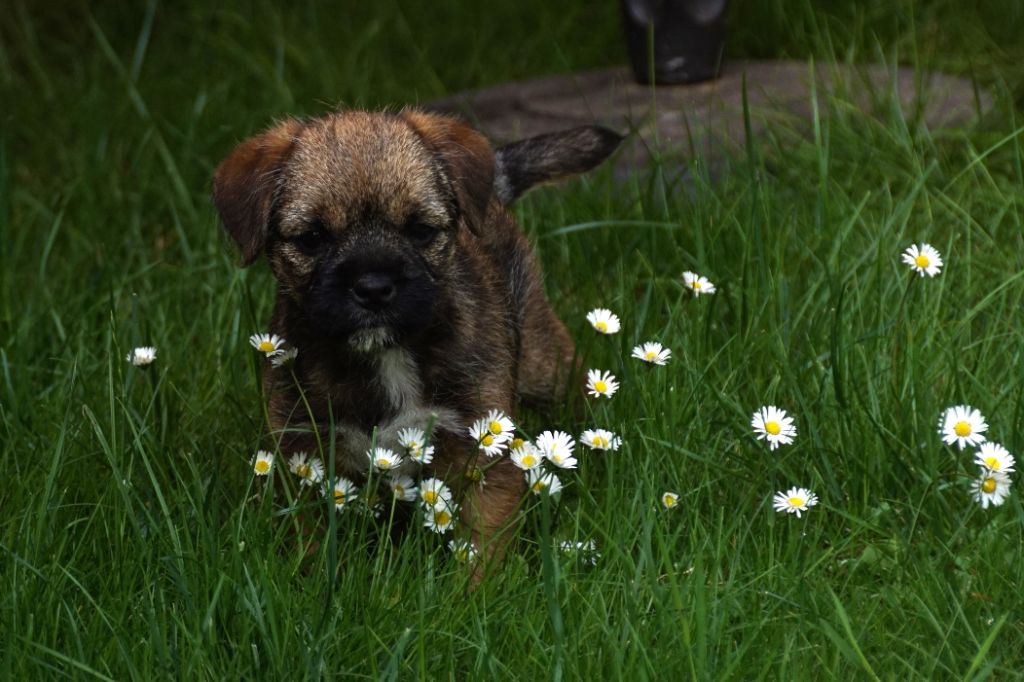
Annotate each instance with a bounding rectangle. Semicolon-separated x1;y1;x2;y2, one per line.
622;0;727;84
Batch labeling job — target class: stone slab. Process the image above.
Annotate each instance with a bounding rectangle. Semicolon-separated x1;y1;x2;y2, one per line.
427;61;991;174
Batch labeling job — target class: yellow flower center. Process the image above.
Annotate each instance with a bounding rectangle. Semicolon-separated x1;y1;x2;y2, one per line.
258;340;276;353
488;421;503;435
254;460;270;474
394;485;405;497
334;491;346;505
592;436;608;448
981;477;997;494
915;254;930;268
466;467;483;482
297;463;311;478
423;490;438;505
645;351;657;361
455;548;469;561
532;480;547;491
595;321;608;332
985;457;999;470
594;380;607;393
765;421;781;435
376;458;391;468
481;433;494;447
788;497;805;507
434;510;452;526
692;280;702;289
663;495;677;507
954;421;971;437
511;438;525;450
522;454;537;467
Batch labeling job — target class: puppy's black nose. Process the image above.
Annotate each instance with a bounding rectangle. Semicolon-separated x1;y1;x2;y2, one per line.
351;272;398;310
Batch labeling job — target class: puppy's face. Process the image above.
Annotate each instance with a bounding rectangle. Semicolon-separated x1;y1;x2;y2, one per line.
213;111;495;349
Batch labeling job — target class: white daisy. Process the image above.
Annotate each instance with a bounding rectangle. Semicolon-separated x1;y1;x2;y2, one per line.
751;405;797;450
682;271;716;296
970;469;1012;509
901;243;943;278
527;469;563;495
939;405;988;450
510;441;544;470
288;452;325;486
269;347;298;368
397;427;435;464
408;444;435;465
772;487;819;518
509;437;528;451
661;491;680;509
418;477;452;509
329;477;358;510
424;501;457;533
448;538;477;562
126;346;157;366
484;409;516;442
469;418;508;457
580;428;621;451
249;332;285;356
631;342;671;365
586;369;619;399
536;430;577;469
586;308;621;335
558;539;600;565
975;442;1015;474
367;447;402;471
387;473;418;502
251;450;274;476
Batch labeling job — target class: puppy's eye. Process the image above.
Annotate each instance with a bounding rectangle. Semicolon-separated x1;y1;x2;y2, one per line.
291;222;326;252
407;223;440;247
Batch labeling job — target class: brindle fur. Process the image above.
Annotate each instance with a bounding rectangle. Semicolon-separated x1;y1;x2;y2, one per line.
213;109;620;575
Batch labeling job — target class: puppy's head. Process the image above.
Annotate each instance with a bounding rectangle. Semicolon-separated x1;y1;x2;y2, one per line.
213;110;621;350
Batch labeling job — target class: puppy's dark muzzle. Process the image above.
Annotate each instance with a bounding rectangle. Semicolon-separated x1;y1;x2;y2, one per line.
351;272;401;311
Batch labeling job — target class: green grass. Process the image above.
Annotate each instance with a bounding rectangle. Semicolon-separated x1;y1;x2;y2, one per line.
3;0;1024;679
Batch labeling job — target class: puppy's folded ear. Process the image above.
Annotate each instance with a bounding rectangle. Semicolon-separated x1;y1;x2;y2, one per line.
494;126;624;204
212;119;304;265
401;110;495;234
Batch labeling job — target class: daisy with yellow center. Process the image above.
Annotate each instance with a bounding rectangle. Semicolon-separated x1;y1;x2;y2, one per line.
510;442;544;471
901;243;943;278
772;486;818;518
580;428;621;451
418;477;452;509
388;473;418;502
527;469;563;495
586;369;619;399
751;405;797;450
288;452;325;486
397;427;435;464
682;271;716;297
249;332;285;356
126;346;157;366
974;442;1015;473
424;501;457;533
661;492;680;509
448;539;477;563
329;477;358;510
536;430;577;469
484;409;516;441
367;447;402;471
510;437;527;450
631;342;671;366
251;450;274;476
938;405;988;450
586;308;621;335
970;469;1012;509
469;418;509;457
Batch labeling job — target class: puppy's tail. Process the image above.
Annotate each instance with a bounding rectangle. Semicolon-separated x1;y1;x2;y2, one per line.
494;126;624;205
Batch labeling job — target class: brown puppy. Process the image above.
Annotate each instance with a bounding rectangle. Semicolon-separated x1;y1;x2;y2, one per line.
213;110;620;572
